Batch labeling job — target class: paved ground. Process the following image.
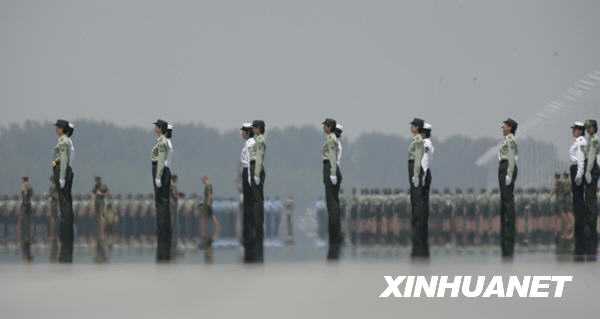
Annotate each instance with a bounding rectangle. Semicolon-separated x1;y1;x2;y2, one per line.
0;247;598;319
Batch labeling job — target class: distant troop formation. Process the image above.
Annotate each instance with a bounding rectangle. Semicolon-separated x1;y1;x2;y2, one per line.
315;182;597;259
0;190;293;260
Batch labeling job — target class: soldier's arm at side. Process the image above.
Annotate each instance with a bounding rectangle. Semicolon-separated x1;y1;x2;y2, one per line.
413;140;424;178
507;139;517;179
254;141;264;178
59;142;69;181
585;138;598;175
156;142;168;180
327;136;337;176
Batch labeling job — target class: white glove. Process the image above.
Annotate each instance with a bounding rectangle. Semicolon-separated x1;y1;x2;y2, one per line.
411;176;419;187
585;172;592;184
330;175;337;185
254;176;261;185
505;175;512;186
59;179;66;189
155;178;162;188
575;176;583;186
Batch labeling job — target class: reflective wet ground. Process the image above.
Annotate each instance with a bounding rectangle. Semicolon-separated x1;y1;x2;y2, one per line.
1;245;598;319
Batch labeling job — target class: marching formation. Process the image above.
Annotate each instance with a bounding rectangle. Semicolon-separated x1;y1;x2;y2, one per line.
7;116;600;263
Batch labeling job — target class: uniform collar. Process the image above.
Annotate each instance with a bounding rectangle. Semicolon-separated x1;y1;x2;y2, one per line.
505;133;514;140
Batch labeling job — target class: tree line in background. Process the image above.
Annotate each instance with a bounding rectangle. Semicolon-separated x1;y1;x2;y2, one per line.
0;120;564;207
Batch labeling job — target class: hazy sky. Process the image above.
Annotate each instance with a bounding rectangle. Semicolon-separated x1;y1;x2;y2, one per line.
1;0;599;144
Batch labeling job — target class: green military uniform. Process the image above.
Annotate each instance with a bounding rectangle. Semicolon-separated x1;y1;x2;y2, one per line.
584;120;599;260
20;179;33;261
498;131;518;257
52;123;74;263
249;120;266;262
151;123;172;261
408;132;427;257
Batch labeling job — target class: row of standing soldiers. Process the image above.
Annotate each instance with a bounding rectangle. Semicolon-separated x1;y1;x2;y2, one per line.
315;180;597;258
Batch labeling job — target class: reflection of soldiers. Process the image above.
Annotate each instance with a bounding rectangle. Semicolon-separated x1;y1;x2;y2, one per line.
92;177;109;262
200;176;221;249
20;177;34;262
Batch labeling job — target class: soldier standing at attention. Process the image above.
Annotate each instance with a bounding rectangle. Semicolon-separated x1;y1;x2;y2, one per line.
569;121;587;261
19;177;34;262
334;123;345;243
92;176;110;262
52;119;75;263
200;176;221;249
421;122;434;253
250;120;267;262
322;119;341;260
240;122;256;261
584;119;599;261
408;118;427;258
498;118;518;259
151;119;172;261
48;176;59;262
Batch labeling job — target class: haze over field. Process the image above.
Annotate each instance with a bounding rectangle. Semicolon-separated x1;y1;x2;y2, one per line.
1;0;599;149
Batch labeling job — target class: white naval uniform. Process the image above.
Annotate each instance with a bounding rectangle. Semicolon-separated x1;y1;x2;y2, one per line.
422;138;434;173
166;139;173;168
569;136;587;180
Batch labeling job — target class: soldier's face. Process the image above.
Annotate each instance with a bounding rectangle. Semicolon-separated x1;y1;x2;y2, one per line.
154;126;161;136
323;125;331;134
572;128;582;138
410;125;418;135
586;126;596;135
55;127;63;136
501;123;511;136
240;130;248;140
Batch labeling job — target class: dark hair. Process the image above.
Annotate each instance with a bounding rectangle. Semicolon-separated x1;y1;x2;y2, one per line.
334;129;342;138
166;129;173;139
423;130;431;138
242;127;254;138
66;125;75;137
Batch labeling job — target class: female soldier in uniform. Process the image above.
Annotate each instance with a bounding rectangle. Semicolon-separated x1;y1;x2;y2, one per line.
52;119;75;263
151;119;171;261
569;121;587;261
408;118;426;258
240;122;256;262
250;120;266;262
498;118;518;258
322;118;341;260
